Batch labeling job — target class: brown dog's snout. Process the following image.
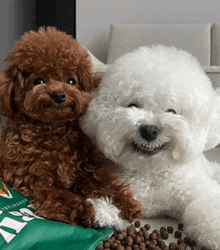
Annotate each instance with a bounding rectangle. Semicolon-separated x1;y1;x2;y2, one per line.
139;125;160;142
51;92;66;104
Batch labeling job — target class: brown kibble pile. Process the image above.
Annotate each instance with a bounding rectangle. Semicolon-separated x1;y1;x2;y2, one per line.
96;222;212;250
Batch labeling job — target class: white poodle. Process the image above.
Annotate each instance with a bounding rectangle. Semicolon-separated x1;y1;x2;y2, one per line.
81;46;220;249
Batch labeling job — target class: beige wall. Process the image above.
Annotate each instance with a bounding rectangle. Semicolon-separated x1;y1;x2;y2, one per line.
77;0;220;63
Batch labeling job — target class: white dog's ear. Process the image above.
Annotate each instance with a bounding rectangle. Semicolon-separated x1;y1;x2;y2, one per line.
205;87;220;150
85;49;109;77
80;49;109;143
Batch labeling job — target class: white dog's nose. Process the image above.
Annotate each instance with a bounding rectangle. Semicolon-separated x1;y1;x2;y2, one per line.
139;125;160;142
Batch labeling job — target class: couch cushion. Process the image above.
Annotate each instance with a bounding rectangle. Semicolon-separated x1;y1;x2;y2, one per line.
107;23;211;66
211;23;220;66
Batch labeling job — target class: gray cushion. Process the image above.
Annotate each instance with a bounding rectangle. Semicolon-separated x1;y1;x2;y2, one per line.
107;23;211;66
211;23;220;66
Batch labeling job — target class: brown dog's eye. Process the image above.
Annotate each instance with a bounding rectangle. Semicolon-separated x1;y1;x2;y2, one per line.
34;77;44;85
67;78;76;85
167;109;177;114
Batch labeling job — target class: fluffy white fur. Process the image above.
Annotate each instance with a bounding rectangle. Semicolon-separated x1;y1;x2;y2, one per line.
82;46;220;249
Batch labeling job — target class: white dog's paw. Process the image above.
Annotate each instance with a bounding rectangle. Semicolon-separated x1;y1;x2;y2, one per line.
183;195;220;250
87;197;129;230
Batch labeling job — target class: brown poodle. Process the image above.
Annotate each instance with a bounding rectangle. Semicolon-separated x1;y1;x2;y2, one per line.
0;27;142;227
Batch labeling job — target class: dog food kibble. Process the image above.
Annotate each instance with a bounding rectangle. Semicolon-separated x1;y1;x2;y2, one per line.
104;242;110;248
160;227;167;233
139;246;146;250
115;246;125;250
144;224;151;231
136;231;143;237
127;225;136;236
167;226;174;233
178;242;187;250
140;227;147;233
125;236;133;246
133;235;141;244
96;243;103;250
169;242;178;250
161;232;169;240
183;237;191;244
150;232;157;240
143;231;149;241
115;234;123;241
151;239;157;245
96;222;208;250
177;239;184;245
148;242;156;249
156;236;162;245
132;244;139;250
188;239;197;247
134;220;141;228
121;231;127;238
178;223;184;231
174;231;182;238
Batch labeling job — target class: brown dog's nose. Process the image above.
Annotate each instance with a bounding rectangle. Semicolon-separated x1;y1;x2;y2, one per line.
139;125;160;142
51;92;66;104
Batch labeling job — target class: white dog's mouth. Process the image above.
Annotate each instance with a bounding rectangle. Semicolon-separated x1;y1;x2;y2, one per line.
132;141;170;156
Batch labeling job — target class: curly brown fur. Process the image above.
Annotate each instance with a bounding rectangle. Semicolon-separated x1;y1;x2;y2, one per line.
0;27;142;227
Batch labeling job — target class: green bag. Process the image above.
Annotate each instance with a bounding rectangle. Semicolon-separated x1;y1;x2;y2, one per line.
0;182;113;250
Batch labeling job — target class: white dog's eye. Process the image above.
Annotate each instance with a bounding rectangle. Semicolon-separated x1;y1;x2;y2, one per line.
34;77;44;85
166;109;177;114
127;103;139;108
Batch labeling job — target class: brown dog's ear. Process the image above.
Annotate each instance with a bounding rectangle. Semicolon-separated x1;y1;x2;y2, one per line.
77;66;94;92
78;61;103;91
0;73;15;118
